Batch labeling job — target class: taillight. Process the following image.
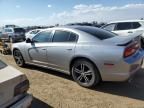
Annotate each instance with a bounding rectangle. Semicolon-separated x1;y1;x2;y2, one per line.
124;43;139;58
14;80;29;97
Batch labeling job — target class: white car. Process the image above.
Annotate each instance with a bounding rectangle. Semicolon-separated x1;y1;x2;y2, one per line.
25;29;42;39
101;20;144;37
0;60;32;108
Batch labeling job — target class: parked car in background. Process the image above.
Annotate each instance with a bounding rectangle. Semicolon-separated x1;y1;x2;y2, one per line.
13;26;144;88
0;27;26;42
25;29;42;39
0;60;32;108
5;24;18;28
101;20;144;37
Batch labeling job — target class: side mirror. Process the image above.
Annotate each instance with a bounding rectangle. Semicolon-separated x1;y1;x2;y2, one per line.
26;38;32;43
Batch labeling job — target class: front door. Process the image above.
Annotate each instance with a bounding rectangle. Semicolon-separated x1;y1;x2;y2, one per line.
25;30;52;65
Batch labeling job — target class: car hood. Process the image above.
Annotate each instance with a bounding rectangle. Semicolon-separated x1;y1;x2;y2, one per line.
103;33;141;45
0;65;26;107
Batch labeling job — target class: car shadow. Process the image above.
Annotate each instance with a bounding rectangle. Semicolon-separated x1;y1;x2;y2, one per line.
25;65;144;101
32;97;53;108
93;68;144;101
24;64;73;81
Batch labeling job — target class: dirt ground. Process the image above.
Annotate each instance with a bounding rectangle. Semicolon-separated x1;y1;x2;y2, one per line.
1;55;144;108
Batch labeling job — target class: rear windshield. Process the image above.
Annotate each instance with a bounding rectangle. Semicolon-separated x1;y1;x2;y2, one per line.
0;60;7;69
76;26;116;40
14;28;25;33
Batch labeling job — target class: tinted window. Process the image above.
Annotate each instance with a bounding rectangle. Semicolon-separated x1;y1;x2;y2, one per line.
102;24;116;31
33;31;52;43
76;26;116;40
0;60;7;69
69;33;77;42
14;28;25;33
132;22;141;29
53;30;70;42
116;22;132;30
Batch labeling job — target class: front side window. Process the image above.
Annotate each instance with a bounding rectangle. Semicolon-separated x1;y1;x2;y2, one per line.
33;31;52;43
116;22;132;30
102;24;116;31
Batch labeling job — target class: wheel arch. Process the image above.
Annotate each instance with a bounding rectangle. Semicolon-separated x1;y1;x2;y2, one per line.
13;48;20;55
13;48;25;61
69;56;102;80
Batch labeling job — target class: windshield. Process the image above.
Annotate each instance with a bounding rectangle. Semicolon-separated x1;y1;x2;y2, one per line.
5;29;13;33
14;28;25;33
0;60;7;69
76;26;116;40
30;30;40;34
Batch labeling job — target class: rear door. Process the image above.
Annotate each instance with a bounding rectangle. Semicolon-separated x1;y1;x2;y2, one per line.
46;30;78;72
131;22;144;35
113;22;133;36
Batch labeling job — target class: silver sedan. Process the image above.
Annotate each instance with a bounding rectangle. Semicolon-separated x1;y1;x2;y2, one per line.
12;26;144;88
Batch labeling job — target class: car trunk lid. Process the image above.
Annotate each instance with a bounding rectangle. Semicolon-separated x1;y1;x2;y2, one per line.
103;33;141;46
0;65;25;107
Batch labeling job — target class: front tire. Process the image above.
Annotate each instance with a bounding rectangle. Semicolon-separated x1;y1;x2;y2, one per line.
13;49;25;67
71;59;101;88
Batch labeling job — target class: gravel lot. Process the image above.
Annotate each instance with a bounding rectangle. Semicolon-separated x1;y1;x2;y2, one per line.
1;55;144;108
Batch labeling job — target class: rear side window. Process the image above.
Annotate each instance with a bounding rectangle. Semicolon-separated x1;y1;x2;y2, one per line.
102;24;116;31
76;26;116;40
69;32;77;42
132;22;141;29
53;30;77;42
116;22;132;30
14;28;25;33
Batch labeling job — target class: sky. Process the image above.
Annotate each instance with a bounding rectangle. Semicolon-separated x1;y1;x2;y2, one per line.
0;0;144;26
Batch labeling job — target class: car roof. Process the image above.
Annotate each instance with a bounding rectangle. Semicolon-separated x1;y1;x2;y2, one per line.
4;27;24;29
110;20;144;23
44;25;101;31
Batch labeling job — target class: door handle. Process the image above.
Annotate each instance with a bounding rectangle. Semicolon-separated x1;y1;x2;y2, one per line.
66;49;72;51
42;49;46;50
128;31;133;33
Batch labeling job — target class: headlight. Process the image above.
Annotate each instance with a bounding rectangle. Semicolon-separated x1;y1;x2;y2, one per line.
14;80;30;97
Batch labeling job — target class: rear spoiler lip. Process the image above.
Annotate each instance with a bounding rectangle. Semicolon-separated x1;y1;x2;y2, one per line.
116;35;142;46
117;40;133;46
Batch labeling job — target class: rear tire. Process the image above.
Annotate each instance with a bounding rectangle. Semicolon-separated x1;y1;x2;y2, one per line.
13;49;25;67
71;59;101;88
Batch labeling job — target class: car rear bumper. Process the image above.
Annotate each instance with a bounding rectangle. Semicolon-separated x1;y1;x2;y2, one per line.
102;59;143;81
9;94;32;108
